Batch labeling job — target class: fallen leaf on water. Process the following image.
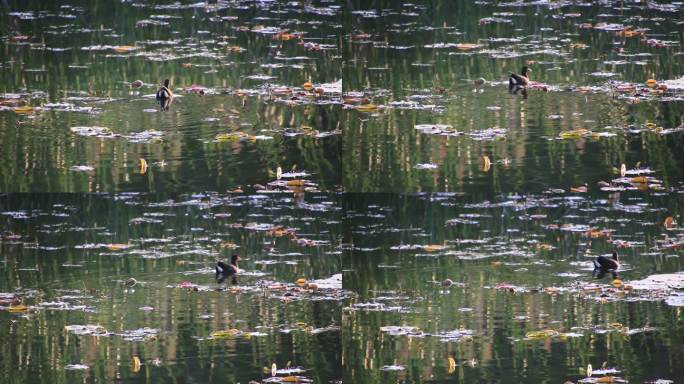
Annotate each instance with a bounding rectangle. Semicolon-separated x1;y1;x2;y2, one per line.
560;129;590;139
139;159;148;174
571;185;588;193
481;155;491;172
107;243;129;251
286;180;306;187
525;329;559;339
423;244;445;252
8;304;28;313
448;357;456;373
211;329;241;339
13;106;35;114
132;356;141;373
455;43;481;50
271;363;277;377
663;216;676;228
355;104;378;112
113;45;137;53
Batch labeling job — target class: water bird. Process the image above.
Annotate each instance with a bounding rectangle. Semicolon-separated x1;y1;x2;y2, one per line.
156;79;173;111
593;251;620;278
473;77;486;87
216;254;240;284
130;80;144;89
509;66;531;94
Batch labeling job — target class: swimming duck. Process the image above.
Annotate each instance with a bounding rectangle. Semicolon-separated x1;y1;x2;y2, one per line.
593;251;619;272
509;66;531;94
156;79;173;110
216;254;240;283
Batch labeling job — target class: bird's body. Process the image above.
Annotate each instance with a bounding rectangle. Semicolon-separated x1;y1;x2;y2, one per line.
156;79;173;110
216;254;240;284
593;252;619;278
509;66;531;94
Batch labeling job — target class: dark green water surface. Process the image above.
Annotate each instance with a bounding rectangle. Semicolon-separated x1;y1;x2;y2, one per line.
0;193;343;383
0;0;342;192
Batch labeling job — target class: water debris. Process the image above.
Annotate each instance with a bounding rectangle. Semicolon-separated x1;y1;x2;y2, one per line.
64;364;89;370
380;365;405;371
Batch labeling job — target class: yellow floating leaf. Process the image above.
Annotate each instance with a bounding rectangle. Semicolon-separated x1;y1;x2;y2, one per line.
355;104;378;112
612;279;623;288
286;180;305;187
303;82;314;91
481;155;491;172
107;243;129;251
609;322;623;329
282;376;300;382
113;45;137;53
13;106;35;114
447;357;456;373
560;129;590;139
525;329;559;339
306;282;318;290
296;278;307;286
211;329;240;339
132;356;141;373
216;132;247;142
8;304;28;313
630;176;647;183
646;79;657;87
597;376;615;383
139;158;148;174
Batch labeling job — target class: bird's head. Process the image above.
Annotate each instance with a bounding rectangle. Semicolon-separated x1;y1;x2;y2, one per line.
231;254;240;264
612;251;619;261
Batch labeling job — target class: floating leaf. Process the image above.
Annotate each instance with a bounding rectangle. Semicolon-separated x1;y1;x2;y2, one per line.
113;45;137;53
8;304;28;313
211;329;241;339
663;216;676;228
560;129;590;139
481;155;491;172
132;356;141;373
13;106;35;114
448;357;456;373
355;104;378;112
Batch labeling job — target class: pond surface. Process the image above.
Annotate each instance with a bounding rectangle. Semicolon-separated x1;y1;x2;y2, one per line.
0;193;344;383
3;0;684;383
343;0;684;192
0;0;342;192
343;192;684;384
